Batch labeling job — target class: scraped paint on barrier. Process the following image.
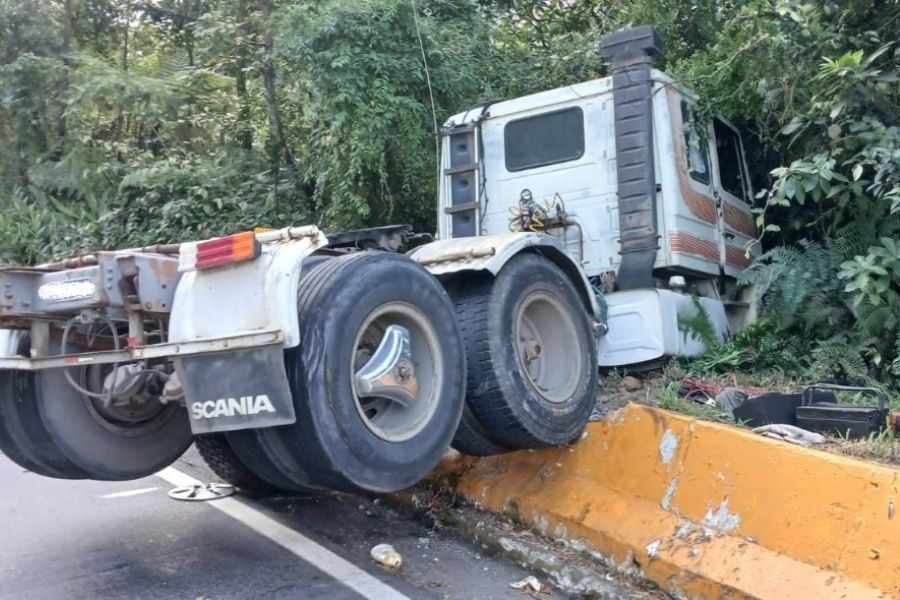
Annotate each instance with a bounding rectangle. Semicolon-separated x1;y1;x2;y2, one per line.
702;497;740;533
660;477;678;510
658;429;678;465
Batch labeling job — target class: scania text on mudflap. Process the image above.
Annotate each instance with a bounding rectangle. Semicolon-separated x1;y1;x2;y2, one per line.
0;25;756;493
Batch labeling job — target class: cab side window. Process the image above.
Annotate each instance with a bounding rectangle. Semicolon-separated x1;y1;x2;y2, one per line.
504;107;585;172
713;118;748;202
680;101;710;185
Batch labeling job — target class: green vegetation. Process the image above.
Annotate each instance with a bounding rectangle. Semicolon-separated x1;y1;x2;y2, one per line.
684;238;898;392
677;293;719;348
1;0;898;389
657;381;731;422
676;1;900;391
832;425;897;464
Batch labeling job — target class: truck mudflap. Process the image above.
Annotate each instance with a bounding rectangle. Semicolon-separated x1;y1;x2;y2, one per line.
176;346;295;435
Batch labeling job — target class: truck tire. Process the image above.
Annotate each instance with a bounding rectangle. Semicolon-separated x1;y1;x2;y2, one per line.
454;253;597;450
270;251;466;494
441;279;510;457
34;348;193;480
224;429;321;493
225;254;332;494
194;434;275;493
452;404;511;456
0;368;87;479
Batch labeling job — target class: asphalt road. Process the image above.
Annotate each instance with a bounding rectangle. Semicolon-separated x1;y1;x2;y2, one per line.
0;446;562;600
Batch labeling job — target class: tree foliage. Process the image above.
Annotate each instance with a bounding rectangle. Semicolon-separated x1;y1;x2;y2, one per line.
674;0;900;385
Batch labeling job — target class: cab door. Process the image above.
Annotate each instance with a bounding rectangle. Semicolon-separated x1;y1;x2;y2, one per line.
708;117;756;278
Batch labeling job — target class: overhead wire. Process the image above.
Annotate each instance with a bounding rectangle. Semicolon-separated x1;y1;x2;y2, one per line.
409;0;442;234
410;0;440;167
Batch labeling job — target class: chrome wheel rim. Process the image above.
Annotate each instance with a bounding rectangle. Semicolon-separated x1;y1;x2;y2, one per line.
351;302;443;443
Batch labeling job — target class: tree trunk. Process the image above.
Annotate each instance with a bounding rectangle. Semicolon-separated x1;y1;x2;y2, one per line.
62;0;72;56
116;1;130;143
122;0;129;71
258;0;294;169
53;0;73;160
236;0;253;151
185;0;195;66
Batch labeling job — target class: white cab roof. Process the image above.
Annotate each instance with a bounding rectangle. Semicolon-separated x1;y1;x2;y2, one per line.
443;69;679;127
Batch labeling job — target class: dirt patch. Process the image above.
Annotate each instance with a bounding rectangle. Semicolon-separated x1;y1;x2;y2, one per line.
593;370;667;417
391;482;669;599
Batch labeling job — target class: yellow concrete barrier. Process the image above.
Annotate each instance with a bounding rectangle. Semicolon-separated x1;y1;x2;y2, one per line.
444;404;900;598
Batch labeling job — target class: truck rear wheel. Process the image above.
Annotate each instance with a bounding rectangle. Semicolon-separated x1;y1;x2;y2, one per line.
35;364;193;480
224;428;322;493
21;333;194;481
269;251;466;494
453;253;597;450
452;404;511;456
0;368;87;479
195;434;276;493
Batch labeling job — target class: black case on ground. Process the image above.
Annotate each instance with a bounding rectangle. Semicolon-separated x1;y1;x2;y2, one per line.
732;389;835;428
795;384;887;440
795;404;886;439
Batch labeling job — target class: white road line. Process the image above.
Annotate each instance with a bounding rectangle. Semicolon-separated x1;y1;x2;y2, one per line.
100;487;159;499
156;467;409;600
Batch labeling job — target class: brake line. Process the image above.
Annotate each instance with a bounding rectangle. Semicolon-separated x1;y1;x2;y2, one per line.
60;316;120;404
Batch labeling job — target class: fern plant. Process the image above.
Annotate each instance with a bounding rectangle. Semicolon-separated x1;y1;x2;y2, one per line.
739;239;851;333
732;236;899;388
808;338;871;384
683;320;806;376
677;293;719;348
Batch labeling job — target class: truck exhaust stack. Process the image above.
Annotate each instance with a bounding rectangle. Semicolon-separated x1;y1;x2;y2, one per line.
601;26;665;290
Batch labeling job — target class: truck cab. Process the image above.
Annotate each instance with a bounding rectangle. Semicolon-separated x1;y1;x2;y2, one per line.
436;27;757;366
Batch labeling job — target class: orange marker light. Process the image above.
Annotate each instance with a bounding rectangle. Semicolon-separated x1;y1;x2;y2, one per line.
187;231;262;271
230;231;259;262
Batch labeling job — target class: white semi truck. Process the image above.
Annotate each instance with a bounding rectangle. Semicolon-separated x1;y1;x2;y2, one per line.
0;26;755;493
